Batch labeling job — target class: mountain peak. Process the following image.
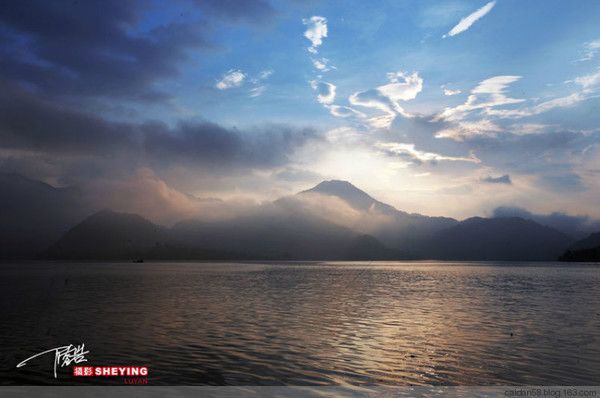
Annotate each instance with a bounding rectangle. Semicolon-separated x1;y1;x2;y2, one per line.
299;180;377;211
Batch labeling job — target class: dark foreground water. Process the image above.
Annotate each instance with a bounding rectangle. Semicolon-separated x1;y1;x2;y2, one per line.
1;261;599;385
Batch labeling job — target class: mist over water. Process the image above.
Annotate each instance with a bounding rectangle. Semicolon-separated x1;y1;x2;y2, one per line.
2;262;600;385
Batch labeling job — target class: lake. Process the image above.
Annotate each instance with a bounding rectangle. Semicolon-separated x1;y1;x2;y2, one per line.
1;261;599;385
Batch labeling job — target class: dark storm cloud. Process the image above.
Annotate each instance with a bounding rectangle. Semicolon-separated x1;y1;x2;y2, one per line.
144;121;321;169
0;80;321;171
0;80;136;153
493;206;600;239
0;0;209;102
194;0;278;25
482;174;511;184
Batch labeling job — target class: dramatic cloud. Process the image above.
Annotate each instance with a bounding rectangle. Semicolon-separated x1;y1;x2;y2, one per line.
0;1;209;102
444;1;496;38
482;174;511;184
194;0;278;26
350;71;423;128
311;81;336;104
303;16;328;54
0;81;321;175
216;69;247;89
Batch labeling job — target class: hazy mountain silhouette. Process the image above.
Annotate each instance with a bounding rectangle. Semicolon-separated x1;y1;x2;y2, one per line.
558;232;600;262
296;180;458;249
300;180;398;214
425;217;574;261
0;172;93;259
43;209;168;260
169;199;411;260
42;207;405;261
2;175;581;261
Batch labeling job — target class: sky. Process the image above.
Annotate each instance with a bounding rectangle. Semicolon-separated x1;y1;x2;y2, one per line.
1;0;600;223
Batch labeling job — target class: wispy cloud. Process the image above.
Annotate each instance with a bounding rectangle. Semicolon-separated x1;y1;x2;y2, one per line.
249;86;266;98
574;68;600;88
250;69;274;84
509;123;555;136
377;142;481;165
349;71;423;128
435;75;524;122
248;69;273;97
216;69;246;89
435;120;503;141
444;1;496;38
531;92;588;114
482;174;512;184
578;39;600;62
327;105;366;118
310;80;336;104
303;16;328;54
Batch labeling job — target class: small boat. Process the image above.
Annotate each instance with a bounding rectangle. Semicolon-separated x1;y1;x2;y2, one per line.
132;259;144;263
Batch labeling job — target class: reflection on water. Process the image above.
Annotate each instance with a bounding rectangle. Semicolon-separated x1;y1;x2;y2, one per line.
1;261;599;385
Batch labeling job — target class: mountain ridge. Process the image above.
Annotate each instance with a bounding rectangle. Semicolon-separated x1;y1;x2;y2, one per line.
0;174;583;261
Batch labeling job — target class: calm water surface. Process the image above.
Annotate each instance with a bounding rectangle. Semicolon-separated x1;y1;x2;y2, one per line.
1;261;599;385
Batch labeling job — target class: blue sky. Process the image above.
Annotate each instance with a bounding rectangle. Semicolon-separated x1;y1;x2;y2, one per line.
1;0;600;222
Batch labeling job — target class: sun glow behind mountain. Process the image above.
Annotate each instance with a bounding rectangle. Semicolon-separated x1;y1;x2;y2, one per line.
0;1;600;222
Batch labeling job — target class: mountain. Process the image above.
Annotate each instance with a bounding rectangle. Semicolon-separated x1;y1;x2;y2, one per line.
296;180;458;249
42;209;169;260
425;217;574;261
558;232;600;262
300;180;398;214
7;177;583;261
43;207;406;261
0;172;93;259
170;202;409;260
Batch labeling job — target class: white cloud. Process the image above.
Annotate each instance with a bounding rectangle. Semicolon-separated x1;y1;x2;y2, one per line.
532;92;588;114
250;69;274;84
435;75;525;122
444;89;462;96
437;73;600;125
574;68;600;88
327;105;366;118
377;142;481;165
249;86;267;98
303;16;328;54
509;123;555;136
379;71;423;103
349;71;423;128
435;120;503;141
312;57;336;72
310;80;336;104
444;1;496;38
216;69;246;90
579;39;600;62
258;69;273;80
